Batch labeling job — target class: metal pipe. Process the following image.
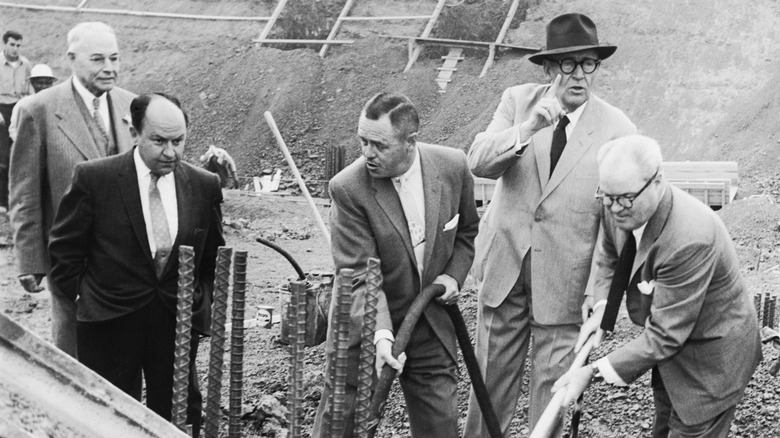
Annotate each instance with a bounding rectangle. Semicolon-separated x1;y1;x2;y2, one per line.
366;283;446;436
330;269;354;437
264;111;331;246
172;246;195;431
255;237;306;280
228;251;248;438
354;258;381;437
204;247;233;438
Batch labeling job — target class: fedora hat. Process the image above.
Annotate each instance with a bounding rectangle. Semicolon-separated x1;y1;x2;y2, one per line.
528;13;616;65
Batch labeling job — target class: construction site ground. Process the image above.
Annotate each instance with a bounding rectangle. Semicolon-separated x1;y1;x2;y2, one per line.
1;0;780;436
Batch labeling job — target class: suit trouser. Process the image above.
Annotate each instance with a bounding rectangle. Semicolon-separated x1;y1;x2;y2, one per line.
0;102;14;208
49;276;78;357
312;316;458;438
653;371;737;438
464;255;579;438
76;295;203;437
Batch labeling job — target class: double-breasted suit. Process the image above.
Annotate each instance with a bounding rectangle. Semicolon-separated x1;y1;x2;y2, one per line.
595;183;761;429
465;83;636;435
48;149;224;429
313;142;480;437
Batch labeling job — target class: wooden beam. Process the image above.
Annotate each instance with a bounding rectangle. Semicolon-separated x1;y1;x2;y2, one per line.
0;1;270;21
253;39;355;45
319;0;356;58
481;0;521;77
404;0;447;72
256;0;289;47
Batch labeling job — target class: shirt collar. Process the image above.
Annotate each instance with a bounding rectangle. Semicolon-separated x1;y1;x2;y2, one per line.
392;147;421;186
563;100;587;130
72;75;107;109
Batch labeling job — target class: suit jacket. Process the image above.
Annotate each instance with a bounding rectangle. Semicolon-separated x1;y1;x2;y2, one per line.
9;78;136;275
328;142;480;362
469;83;636;325
595;183;762;425
47;150;225;334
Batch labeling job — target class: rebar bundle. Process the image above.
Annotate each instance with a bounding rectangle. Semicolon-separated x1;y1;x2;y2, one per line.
755;293;763;324
287;281;308;438
228;251;248;438
330;268;354;438
770;295;777;329
354;259;381;437
204;247;233;438
172;245;195;431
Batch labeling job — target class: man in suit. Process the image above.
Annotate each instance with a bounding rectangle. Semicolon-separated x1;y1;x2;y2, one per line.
48;93;225;436
9;21;234;357
552;134;761;438
464;13;637;437
312;92;480;437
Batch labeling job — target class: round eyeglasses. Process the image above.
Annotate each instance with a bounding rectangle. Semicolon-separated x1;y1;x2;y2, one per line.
594;169;659;209
555;58;600;74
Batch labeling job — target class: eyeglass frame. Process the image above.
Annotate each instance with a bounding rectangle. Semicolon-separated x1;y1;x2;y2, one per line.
553;57;601;74
594;168;660;209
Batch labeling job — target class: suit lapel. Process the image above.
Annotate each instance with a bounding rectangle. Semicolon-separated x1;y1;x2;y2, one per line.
533;126;553;188
419;146;442;281
108;90;134;153
372;176;416;265
56;83;102;161
539;103;597;201
117;150;154;266
632;182;674;277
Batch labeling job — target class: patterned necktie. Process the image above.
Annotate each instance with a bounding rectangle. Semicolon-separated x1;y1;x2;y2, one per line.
92;97;111;155
149;173;173;277
394;176;425;276
549;115;570;176
600;232;637;332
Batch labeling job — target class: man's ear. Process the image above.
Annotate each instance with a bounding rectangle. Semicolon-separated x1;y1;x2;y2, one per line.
407;131;418;149
542;60;554;81
129;125;139;144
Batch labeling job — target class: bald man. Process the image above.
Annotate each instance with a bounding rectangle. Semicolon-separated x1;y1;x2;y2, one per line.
553;134;761;438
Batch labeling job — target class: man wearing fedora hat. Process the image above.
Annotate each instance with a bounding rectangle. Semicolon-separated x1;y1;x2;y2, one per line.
465;13;636;437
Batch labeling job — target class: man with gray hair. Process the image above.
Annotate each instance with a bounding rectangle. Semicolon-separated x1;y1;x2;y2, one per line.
553;134;761;438
9;22;233;357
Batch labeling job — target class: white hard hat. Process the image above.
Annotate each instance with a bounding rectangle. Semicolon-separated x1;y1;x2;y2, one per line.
29;64;55;79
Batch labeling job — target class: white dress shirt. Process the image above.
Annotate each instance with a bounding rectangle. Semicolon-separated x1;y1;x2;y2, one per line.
134;148;178;257
72;75;109;133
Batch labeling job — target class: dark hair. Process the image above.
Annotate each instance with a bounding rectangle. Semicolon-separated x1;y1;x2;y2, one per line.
362;92;419;141
3;31;22;43
130;93;189;132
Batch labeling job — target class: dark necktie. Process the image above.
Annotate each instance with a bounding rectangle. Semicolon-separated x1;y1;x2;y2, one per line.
149;173;173;277
600;232;636;332
549;115;570;176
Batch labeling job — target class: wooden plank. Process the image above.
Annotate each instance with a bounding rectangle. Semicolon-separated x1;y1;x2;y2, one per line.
481;0;521;77
319;0;356;58
253;39;355;45
384;34;538;53
403;0;447;72
256;0;289;47
341;15;432;21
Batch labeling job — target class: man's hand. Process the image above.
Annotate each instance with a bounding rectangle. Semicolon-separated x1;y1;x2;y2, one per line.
200;145;239;189
576;303;605;353
551;365;594;407
433;274;459;305
18;273;44;293
519;74;565;139
375;338;407;377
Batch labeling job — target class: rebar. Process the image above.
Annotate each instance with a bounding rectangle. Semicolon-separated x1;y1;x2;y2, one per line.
755;293;763;324
288;281;308;437
204;247;233;438
764;293;772;328
354;258;381;437
228;251;248;438
172;245;195;431
330;268;354;438
770;295;777;329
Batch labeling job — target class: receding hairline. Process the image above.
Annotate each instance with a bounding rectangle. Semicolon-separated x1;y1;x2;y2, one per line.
598;134;664;178
67;22;117;53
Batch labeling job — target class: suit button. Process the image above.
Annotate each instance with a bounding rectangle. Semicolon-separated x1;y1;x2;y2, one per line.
534;215;542;222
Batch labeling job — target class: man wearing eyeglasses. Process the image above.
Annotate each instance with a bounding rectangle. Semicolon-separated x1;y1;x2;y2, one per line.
553;134;761;438
465;13;636;437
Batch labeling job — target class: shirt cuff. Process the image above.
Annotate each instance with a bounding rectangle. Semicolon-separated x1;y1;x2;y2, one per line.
592;299;607;313
595;357;628;386
373;329;394;345
514;127;530;156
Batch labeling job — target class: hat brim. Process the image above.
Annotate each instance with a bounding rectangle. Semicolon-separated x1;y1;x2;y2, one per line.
29;75;56;79
528;45;617;65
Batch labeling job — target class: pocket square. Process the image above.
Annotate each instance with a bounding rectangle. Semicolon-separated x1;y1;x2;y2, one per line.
637;280;655;295
443;214;459;231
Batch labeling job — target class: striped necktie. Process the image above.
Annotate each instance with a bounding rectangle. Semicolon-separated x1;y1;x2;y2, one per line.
149;173;173;277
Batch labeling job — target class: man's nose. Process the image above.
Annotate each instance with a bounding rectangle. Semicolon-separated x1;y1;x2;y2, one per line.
161;143;176;156
362;144;376;158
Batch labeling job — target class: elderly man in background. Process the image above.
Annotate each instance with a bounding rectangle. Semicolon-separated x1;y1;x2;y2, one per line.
313;92;480;437
9;21;235;358
8;64;57;142
464;13;637;437
553;134;761;438
0;30;31;212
